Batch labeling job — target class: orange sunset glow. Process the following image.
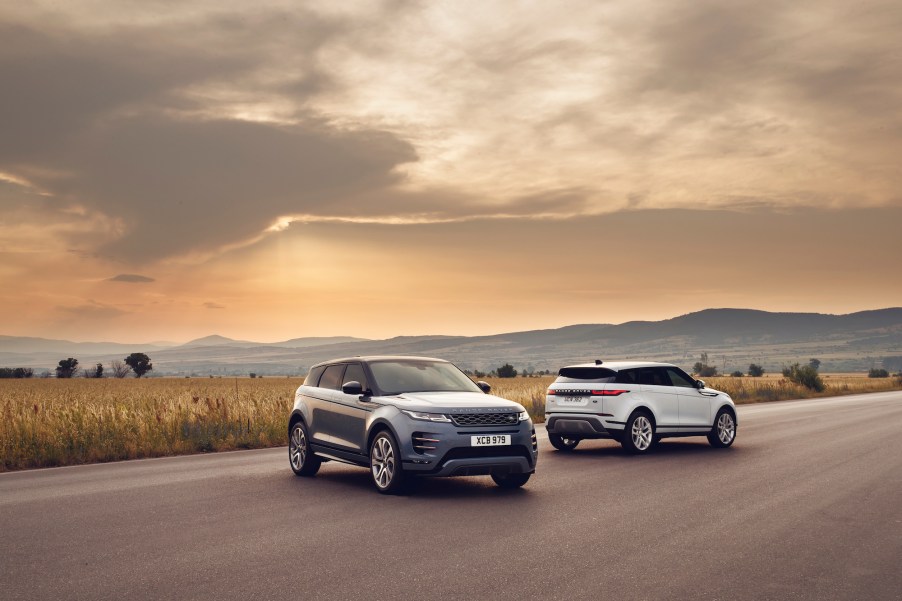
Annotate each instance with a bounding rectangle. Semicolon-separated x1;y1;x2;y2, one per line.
1;1;900;343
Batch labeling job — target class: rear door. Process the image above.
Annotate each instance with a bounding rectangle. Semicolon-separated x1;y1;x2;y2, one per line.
636;367;680;428
328;362;371;453
311;363;346;445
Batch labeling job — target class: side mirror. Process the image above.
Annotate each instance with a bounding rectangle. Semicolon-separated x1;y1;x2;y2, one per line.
695;379;706;390
342;380;363;395
476;381;491;394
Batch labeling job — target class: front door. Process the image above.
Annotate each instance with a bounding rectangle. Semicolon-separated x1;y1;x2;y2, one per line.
665;367;711;427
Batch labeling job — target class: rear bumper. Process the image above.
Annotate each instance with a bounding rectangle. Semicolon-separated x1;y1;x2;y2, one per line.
546;413;624;440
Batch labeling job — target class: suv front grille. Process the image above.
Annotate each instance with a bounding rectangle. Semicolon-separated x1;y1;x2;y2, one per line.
449;412;519;427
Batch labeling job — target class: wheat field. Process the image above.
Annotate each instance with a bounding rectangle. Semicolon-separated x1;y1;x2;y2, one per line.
1;373;899;471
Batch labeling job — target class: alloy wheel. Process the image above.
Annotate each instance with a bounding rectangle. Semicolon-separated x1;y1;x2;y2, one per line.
289;424;307;470
717;412;735;444
371;436;395;489
631;415;652;451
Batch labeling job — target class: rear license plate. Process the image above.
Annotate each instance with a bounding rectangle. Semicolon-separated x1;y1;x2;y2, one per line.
471;435;511;446
557;396;588;406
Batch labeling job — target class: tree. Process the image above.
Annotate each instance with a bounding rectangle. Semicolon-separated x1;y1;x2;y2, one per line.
868;368;889;378
90;363;104;378
748;363;765;377
125;353;153;378
731;370;744;377
693;353;718;377
782;363;825;392
808;358;821;371
56;358;79;378
496;363;517;378
109;360;130;379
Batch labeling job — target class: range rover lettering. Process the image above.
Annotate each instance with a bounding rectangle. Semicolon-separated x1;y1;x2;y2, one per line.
545;360;737;454
289;356;538;494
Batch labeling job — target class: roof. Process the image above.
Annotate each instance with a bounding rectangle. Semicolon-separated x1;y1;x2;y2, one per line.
562;361;677;371
311;355;451;368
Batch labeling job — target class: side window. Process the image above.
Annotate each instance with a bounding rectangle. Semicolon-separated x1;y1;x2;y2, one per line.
318;364;346;391
615;369;638;384
305;365;326;387
666;367;695;388
342;363;368;392
637;368;670;386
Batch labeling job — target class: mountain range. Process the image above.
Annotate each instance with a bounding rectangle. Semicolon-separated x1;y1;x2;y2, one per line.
2;308;901;375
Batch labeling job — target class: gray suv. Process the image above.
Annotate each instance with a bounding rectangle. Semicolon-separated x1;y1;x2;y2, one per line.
288;356;538;494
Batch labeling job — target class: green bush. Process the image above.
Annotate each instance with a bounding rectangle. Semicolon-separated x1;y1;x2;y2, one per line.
782;363;825;392
868;368;889;378
731;370;743;377
748;363;765;377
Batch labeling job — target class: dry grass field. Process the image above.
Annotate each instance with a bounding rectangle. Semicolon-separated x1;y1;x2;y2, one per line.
2;373;900;471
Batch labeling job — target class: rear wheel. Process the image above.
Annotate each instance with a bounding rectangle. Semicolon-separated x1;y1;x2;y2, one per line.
621;411;656;454
492;472;531;488
370;431;408;495
289;421;321;477
708;408;736;448
548;433;581;452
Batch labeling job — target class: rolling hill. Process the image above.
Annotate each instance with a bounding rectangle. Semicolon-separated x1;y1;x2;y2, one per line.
2;308;900;376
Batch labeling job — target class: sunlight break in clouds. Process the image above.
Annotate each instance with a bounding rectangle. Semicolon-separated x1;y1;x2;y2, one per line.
0;0;900;341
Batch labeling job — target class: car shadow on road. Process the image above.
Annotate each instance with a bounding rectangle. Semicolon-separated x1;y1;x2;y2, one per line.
292;467;535;501
548;438;745;459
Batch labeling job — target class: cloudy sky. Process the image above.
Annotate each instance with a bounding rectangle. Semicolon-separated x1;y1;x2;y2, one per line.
1;0;900;343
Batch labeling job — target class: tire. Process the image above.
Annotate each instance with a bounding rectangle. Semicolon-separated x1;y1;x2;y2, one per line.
708;408;737;448
621;411;656;454
369;430;408;495
289;420;321;477
548;433;581;452
492;472;531;489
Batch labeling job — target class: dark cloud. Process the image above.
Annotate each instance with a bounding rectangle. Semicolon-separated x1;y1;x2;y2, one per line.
108;274;155;283
0;14;416;262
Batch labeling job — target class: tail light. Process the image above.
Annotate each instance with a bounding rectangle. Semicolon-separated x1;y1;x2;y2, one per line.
591;389;629;396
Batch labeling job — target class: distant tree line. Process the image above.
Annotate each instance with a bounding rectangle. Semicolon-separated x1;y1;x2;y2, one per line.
39;353;154;379
0;367;34;378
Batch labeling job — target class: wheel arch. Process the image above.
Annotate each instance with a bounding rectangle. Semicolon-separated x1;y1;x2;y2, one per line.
714;402;737;425
288;409;306;434
628;404;657;429
365;418;400;456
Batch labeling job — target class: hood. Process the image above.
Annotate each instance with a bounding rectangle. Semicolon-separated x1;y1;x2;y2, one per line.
387;391;525;413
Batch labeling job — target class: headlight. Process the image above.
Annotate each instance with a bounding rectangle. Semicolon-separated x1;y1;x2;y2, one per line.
519;410;530;422
401;410;451;422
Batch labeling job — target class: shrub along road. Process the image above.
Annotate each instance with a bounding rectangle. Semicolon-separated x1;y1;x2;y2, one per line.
1;392;900;600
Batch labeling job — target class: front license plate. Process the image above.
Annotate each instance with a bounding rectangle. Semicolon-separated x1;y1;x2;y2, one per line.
471;435;511;446
557;396;588;406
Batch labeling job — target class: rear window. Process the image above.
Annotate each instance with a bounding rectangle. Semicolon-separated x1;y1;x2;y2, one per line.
555;367;617;384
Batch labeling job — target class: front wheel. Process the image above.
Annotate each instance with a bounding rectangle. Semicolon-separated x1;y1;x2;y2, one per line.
370;431;408;495
621;411;656;454
289;421;321;477
492;472;531;488
708;409;737;448
548;434;580;451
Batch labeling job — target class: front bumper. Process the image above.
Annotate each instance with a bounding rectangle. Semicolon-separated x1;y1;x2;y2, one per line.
399;421;538;476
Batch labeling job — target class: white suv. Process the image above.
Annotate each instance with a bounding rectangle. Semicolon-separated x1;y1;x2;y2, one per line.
545;361;736;454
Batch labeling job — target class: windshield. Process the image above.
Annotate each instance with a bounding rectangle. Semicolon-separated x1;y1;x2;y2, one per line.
369;360;482;395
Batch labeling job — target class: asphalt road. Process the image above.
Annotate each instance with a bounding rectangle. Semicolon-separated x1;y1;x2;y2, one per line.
2;392;901;601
